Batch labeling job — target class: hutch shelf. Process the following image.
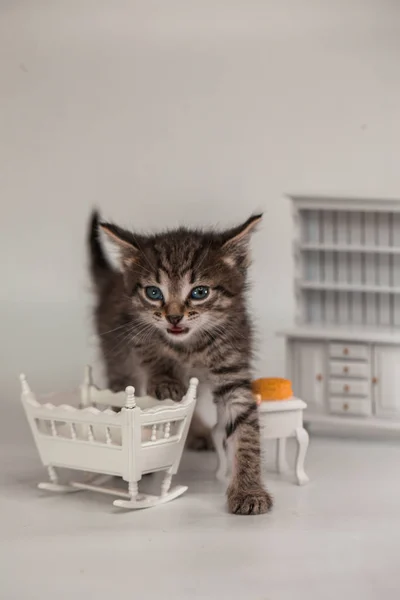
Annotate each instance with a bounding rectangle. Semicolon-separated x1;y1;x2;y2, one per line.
278;195;400;433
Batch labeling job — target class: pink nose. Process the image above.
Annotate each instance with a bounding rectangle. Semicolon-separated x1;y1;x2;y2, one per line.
166;314;183;326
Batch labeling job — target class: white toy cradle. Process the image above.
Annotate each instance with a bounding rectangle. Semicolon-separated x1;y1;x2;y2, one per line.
21;366;198;509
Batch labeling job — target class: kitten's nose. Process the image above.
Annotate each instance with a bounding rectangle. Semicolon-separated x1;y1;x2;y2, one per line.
166;314;183;326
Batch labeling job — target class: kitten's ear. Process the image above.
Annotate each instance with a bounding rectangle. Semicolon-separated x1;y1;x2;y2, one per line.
99;222;139;272
221;214;262;267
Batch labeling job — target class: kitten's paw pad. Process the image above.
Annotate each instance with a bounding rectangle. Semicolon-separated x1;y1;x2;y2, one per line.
186;432;214;451
227;487;273;515
150;382;186;402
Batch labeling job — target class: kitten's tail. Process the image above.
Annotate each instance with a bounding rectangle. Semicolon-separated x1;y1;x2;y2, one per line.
88;209;112;290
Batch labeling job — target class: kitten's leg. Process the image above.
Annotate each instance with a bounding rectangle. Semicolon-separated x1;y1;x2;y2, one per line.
97;329;136;392
212;403;228;480
100;359;132;392
146;358;214;448
104;363;133;413
186;412;214;451
212;377;273;515
145;355;187;401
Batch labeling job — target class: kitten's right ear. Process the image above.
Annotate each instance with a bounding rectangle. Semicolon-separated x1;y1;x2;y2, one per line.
220;213;262;268
99;222;139;272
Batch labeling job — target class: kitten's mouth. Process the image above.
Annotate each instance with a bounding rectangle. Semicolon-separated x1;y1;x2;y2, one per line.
167;326;189;336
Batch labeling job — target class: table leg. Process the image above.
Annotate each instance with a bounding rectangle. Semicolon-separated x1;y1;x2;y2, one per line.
294;427;309;485
212;423;228;482
276;438;289;473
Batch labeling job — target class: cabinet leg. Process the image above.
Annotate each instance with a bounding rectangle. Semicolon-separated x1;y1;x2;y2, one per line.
276;438;289;473
294;427;309;485
212;423;228;482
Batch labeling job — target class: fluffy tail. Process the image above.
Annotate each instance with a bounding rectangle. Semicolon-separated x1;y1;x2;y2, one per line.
88;209;112;290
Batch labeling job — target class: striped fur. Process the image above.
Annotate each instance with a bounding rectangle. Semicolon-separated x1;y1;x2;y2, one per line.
88;210;272;515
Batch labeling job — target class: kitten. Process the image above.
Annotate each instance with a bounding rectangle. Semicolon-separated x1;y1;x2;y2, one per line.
88;211;272;515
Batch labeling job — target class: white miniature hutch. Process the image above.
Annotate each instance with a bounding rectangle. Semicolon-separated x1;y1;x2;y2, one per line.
279;195;400;432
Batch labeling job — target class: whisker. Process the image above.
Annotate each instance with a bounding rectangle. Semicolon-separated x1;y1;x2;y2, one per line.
99;322;132;336
112;321;156;353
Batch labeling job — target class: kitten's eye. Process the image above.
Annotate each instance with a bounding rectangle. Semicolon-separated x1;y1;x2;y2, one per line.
190;286;210;300
145;286;164;301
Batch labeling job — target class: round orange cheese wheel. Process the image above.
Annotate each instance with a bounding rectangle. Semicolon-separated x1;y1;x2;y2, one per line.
252;378;293;401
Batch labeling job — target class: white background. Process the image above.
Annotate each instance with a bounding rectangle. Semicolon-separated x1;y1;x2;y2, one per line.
1;0;400;406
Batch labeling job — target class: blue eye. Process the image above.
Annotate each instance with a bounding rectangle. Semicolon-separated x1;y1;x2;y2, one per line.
145;286;164;301
190;286;210;300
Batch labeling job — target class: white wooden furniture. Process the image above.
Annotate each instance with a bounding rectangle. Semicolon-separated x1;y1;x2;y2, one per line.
279;195;400;433
259;398;309;485
21;366;198;509
214;399;309;485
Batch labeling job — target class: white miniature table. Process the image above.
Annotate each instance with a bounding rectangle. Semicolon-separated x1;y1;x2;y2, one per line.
214;397;309;485
258;397;309;485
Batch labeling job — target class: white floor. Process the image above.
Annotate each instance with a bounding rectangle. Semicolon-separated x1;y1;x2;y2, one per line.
1;411;400;600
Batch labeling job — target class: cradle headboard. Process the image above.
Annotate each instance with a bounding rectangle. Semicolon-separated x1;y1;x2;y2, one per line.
80;365;127;408
80;366;198;411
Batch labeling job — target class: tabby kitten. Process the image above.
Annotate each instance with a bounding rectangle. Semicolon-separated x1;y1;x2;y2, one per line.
88;211;272;515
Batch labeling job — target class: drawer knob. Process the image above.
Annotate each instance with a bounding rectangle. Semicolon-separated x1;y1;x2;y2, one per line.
343;366;349;374
316;374;323;382
372;377;378;385
343;402;349;411
343;348;349;355
344;384;350;393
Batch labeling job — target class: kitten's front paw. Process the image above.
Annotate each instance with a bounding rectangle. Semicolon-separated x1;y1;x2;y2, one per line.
149;381;186;402
227;485;273;515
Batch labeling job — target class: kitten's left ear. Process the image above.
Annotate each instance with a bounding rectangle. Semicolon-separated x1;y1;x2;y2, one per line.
99;222;139;272
221;214;262;267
